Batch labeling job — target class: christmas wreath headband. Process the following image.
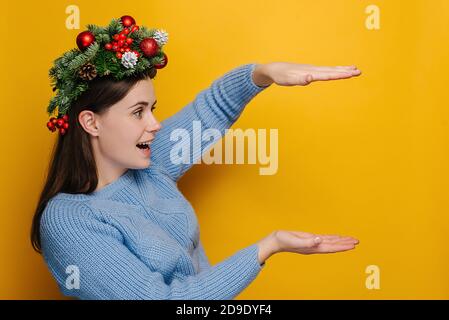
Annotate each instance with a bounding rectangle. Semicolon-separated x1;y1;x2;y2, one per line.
46;15;168;135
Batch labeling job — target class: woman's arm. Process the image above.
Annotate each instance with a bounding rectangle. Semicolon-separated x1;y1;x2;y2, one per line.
252;63;274;87
40;201;265;300
197;241;212;272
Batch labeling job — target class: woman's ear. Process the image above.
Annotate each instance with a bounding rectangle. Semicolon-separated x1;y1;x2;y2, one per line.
78;110;100;136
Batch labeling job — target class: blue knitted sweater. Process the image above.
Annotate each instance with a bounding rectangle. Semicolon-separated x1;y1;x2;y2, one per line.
40;63;272;300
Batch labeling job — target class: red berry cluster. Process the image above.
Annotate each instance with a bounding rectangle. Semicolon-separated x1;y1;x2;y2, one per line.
47;115;69;135
104;16;140;59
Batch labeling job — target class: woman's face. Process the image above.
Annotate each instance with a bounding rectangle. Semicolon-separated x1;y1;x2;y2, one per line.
87;78;162;171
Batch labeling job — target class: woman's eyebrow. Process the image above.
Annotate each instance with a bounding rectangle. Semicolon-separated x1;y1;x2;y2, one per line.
128;100;157;109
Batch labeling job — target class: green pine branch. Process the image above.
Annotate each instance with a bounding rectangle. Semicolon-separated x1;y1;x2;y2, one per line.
130;26;156;42
87;24;107;36
106;18;124;36
66;42;100;74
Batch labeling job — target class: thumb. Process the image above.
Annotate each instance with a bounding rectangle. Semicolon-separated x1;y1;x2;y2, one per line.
302;236;322;248
305;74;313;83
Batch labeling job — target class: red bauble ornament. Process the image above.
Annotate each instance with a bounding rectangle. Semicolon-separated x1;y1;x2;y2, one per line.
47;117;58;132
124;47;131;52
76;31;95;51
62;115;69;122
116;52;123;59
112;45;119;52
105;43;112;50
131;25;139;33
154;52;168;69
56;118;64;128
139;38;158;57
59;128;66;135
63;122;69;130
126;38;133;45
113;34;120;41
118;39;125;47
121;15;136;28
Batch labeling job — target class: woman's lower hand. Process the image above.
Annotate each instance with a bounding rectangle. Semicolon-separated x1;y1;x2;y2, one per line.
257;230;359;264
253;62;362;87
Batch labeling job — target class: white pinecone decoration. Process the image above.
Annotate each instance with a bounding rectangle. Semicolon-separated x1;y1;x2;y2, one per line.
153;29;169;46
121;51;138;69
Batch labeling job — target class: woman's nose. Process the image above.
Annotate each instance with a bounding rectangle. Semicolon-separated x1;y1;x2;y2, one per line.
152;121;162;132
147;115;162;132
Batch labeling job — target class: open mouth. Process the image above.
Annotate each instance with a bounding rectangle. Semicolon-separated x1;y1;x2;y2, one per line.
136;140;152;157
136;142;150;150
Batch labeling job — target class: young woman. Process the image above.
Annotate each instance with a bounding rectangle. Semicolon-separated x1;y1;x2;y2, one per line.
31;16;361;300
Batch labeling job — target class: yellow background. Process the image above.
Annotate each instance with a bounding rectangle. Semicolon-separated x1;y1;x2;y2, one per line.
1;0;448;299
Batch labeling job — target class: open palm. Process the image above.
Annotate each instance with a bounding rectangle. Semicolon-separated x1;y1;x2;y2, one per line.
274;230;359;254
265;62;362;86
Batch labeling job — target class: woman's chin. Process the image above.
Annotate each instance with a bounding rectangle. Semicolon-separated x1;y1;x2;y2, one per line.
129;159;152;170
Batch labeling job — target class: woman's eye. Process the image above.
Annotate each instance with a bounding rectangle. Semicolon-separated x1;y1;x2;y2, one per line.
134;106;156;118
134;109;143;117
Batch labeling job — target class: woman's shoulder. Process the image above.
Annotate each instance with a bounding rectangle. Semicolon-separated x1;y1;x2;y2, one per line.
39;197;117;253
40;197;95;231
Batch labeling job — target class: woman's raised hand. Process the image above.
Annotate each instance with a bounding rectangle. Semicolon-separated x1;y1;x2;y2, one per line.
253;62;362;87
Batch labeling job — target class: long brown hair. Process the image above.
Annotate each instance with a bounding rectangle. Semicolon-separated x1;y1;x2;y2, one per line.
31;69;156;253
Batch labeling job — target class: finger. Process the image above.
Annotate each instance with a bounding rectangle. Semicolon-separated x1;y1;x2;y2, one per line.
319;234;349;241
317;243;356;253
319;240;355;248
319;234;342;240
315;67;360;75
339;235;360;243
321;240;356;247
306;72;348;81
337;236;359;242
336;65;358;69
323;237;359;245
302;65;359;73
305;74;313;84
326;247;356;253
333;239;359;246
310;71;360;81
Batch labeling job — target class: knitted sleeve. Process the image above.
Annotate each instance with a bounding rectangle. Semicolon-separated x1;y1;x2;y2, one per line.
40;202;264;300
197;241;212;272
149;63;271;182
